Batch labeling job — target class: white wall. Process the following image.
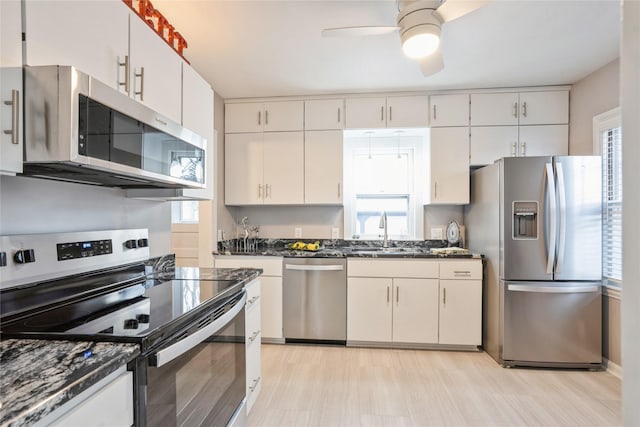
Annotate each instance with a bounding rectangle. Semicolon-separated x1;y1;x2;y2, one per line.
621;0;640;424
569;59;620;154
0;175;172;257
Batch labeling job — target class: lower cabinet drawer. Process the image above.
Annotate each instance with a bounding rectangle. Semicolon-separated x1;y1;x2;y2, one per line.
439;260;482;280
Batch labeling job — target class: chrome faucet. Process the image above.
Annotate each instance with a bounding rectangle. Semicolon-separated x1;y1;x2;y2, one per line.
379;211;388;248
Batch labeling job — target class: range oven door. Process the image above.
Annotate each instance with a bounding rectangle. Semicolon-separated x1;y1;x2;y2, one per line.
143;292;247;427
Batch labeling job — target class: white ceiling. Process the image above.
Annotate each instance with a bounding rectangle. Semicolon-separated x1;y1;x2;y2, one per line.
156;0;620;99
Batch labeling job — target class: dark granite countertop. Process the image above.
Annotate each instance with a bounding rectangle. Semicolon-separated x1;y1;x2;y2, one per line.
215;238;482;259
0;339;139;427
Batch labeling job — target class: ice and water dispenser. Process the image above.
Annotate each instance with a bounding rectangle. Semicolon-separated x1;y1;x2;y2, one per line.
512;201;538;239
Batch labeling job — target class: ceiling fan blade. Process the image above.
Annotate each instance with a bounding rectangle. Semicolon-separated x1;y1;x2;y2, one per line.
417;49;444;76
321;26;399;37
435;0;488;23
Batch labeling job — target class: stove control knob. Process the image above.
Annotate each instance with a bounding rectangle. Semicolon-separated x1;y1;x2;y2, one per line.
136;314;150;323
137;238;149;248
0;252;6;267
123;318;139;329
14;249;35;264
124;239;138;249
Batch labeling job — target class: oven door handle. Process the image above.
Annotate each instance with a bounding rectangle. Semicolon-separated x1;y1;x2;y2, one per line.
150;292;247;368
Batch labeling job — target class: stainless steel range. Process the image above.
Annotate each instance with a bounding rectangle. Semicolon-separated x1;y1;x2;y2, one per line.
0;229;249;427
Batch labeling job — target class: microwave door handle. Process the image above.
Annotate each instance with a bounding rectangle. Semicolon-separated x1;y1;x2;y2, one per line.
150;292;247;368
555;162;567;273
545;162;557;274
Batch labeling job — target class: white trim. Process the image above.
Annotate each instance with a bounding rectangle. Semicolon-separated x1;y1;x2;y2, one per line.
593;107;621;155
602;282;622;301
603;358;622;379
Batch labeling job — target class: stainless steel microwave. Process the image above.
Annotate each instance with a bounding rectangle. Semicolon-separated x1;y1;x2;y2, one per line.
22;65;206;189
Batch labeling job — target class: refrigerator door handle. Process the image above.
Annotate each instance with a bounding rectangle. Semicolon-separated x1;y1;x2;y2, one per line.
555;162;567;274
508;284;600;294
545;163;557;274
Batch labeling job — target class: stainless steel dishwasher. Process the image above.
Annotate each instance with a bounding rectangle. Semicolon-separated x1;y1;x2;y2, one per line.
283;257;347;344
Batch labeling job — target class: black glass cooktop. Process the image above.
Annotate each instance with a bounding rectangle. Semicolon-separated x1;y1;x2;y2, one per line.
0;266;243;352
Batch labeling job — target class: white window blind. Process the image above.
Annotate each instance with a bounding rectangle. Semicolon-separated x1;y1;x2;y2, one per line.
602;126;623;282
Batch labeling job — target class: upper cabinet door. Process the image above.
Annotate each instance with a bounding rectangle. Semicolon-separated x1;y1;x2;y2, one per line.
225;103;263;133
225;133;264;205
470;93;519;126
429;94;469;127
304;99;345;130
518;91;569;125
518;124;568;157
262;132;304;204
470;126;519;167
129;13;182;124
1;0;22;67
427;127;470;205
304;130;343;204
345;97;387;129
262;101;304;132
23;0;130;93
386;95;428;128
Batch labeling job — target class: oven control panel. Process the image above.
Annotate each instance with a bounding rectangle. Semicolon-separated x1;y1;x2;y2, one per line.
57;239;113;261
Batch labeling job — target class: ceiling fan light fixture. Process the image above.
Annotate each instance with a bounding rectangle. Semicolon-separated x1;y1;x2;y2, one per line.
401;24;440;58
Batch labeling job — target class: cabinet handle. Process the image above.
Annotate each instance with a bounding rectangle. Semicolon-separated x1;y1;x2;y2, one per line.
521;101;527;118
454;271;471;277
396;286;399;305
520;142;527;156
249;376;261;392
258;184;263;199
266;184;271;198
387;286;390;303
338;107;341;123
443;287;447;306
265;110;269;125
246;295;260;307
134;67;145;101
432;104;437;121
118;55;130;94
434;182;438;199
512;102;518;118
258;111;261;126
389;106;392;122
337;182;341;198
248;330;260;343
511;142;517;157
3;89;19;145
380;106;384;122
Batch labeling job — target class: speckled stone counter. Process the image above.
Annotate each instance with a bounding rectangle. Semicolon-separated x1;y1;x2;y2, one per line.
0;339;139;427
216;238;482;259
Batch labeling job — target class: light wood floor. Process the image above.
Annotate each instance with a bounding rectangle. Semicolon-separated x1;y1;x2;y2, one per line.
248;344;621;427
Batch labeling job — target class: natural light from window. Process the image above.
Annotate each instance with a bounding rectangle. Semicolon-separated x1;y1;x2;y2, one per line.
343;129;426;240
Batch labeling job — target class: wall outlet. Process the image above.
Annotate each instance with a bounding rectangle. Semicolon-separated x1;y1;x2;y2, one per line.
430;227;444;240
331;227;340;239
294;227;302;238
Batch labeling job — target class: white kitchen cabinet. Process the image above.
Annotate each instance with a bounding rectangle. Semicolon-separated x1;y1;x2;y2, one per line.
304;130;343;204
245;279;262;413
429;94;469;127
470;90;568;126
470;93;519;126
41;368;133;427
470;124;568;167
225;132;304;205
347;259;440;345
345;96;428;129
426;127;470;205
470;126;519;167
213;256;284;342
304;99;345;130
225;101;304;133
391;278;440;343
1;0;23;175
23;0;130;94
347;277;393;342
129;13;183;124
439;260;482;346
518;124;568;157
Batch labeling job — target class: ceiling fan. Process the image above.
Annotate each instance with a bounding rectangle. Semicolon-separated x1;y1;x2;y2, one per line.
322;0;488;76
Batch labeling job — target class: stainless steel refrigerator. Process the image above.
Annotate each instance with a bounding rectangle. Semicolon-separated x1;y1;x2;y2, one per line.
465;156;602;368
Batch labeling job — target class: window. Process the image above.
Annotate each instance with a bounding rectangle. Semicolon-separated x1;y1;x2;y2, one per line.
594;108;622;284
171;201;199;224
343;129;425;240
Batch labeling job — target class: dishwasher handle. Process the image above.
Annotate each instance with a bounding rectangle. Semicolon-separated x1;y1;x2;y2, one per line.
284;264;344;271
